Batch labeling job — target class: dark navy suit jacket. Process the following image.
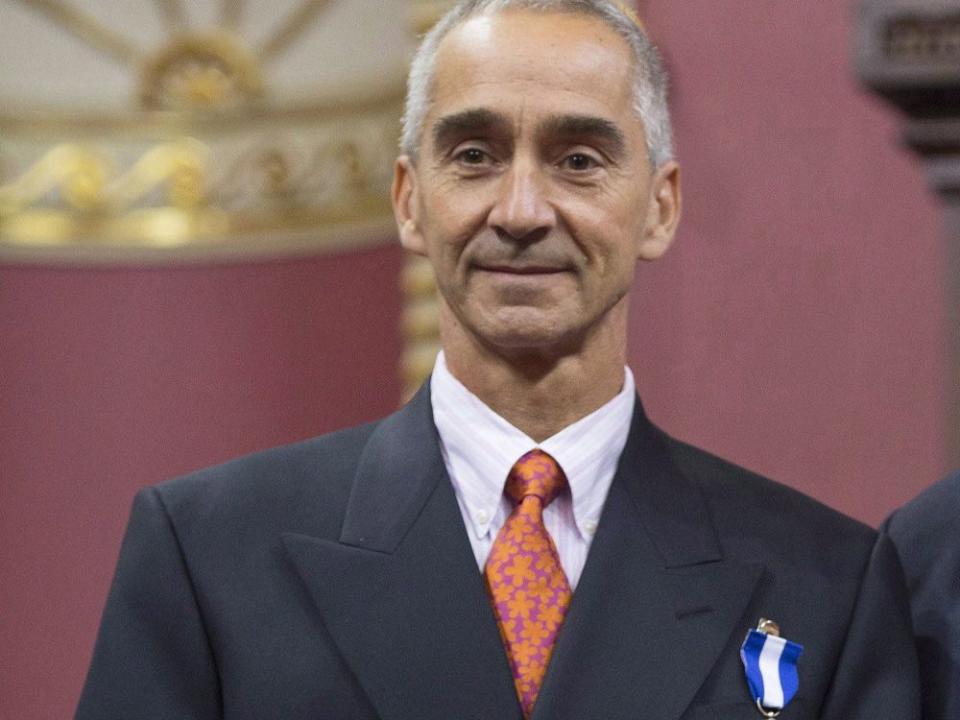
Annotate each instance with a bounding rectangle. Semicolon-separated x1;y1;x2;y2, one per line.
885;471;960;720
77;386;920;719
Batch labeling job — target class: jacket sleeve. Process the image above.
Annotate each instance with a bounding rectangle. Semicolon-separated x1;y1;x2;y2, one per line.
76;487;222;720
884;483;960;720
818;531;921;720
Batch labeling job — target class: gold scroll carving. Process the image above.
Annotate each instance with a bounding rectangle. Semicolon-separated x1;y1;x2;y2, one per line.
0;0;402;262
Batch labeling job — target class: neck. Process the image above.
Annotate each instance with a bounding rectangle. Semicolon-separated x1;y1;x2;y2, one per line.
441;304;629;442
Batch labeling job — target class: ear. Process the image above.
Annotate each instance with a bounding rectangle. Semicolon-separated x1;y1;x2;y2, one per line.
392;155;426;255
637;160;681;262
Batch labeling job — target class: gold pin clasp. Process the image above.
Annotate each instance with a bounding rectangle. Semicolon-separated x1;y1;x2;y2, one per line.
757;618;781;637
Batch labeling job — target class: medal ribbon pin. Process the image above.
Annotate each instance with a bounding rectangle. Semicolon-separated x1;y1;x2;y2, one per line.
739;618;804;718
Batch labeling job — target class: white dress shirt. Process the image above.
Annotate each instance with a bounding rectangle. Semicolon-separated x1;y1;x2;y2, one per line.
430;351;635;589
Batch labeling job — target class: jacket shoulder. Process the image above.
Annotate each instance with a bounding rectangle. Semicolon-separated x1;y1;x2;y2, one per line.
663;433;876;569
148;421;380;537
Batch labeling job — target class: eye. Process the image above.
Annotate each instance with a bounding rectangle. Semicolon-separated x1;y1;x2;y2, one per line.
560;152;601;172
454;147;492;166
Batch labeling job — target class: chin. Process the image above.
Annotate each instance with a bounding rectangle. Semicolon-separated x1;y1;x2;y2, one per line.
474;313;583;355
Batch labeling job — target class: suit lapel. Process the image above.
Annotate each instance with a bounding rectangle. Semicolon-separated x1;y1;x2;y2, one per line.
532;403;764;720
282;388;763;720
282;386;522;720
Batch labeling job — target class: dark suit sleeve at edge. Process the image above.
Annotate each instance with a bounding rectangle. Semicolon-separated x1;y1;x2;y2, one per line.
818;531;920;720
76;487;222;720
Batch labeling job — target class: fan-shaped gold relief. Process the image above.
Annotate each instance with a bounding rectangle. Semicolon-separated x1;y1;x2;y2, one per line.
0;0;456;262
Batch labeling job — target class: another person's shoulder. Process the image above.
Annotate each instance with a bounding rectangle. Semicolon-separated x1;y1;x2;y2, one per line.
884;471;960;720
886;470;960;544
884;469;960;586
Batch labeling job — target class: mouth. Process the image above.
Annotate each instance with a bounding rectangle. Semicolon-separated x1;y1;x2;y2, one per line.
476;265;568;275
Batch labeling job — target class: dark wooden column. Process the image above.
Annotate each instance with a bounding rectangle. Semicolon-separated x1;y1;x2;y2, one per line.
856;0;960;463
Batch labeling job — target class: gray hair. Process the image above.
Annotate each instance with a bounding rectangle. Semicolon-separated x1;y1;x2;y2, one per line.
400;0;674;167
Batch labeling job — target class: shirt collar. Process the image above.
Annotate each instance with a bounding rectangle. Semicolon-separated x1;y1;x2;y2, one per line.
430;351;635;540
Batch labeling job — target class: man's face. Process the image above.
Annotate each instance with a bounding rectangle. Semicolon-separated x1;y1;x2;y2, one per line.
393;9;680;356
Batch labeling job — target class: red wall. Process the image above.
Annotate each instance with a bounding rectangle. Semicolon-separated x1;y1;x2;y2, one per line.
0;246;404;720
630;0;948;524
0;2;952;719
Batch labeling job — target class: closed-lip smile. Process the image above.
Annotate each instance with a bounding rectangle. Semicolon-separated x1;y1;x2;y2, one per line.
478;265;567;275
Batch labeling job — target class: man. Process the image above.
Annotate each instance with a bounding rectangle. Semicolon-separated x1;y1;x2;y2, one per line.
77;2;920;718
885;471;960;720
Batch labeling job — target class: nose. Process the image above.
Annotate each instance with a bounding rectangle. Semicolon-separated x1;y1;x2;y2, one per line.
487;158;555;243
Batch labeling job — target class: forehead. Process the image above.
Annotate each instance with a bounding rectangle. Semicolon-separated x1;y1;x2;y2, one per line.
427;10;640;140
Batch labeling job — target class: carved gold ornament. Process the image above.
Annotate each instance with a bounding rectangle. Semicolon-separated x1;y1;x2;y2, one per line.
140;32;263;111
1;0;455;394
0;0;405;262
0;96;400;260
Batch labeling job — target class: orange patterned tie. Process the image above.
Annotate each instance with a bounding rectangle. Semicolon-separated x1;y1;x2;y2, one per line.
484;449;572;718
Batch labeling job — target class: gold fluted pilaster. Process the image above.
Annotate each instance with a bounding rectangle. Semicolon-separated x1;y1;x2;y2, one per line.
401;255;442;398
399;0;456;395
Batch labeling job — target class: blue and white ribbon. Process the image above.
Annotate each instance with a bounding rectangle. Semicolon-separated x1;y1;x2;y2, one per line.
740;629;803;711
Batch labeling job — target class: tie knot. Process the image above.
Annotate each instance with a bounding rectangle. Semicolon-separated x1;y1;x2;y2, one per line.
505;449;567;507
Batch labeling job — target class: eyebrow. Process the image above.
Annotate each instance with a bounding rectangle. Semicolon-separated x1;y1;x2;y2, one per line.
429;109;628;159
431;109;511;153
538;114;627;158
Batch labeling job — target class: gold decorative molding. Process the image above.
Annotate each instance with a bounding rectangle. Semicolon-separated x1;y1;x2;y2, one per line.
0;90;404;137
0;0;411;263
3;1;447;395
0;92;401;262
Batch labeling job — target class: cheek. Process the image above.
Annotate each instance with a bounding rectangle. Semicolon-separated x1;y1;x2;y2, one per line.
562;199;643;267
422;189;491;255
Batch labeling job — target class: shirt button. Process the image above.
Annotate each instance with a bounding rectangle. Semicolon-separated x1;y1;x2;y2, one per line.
476;510;489;525
584;520;598;536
